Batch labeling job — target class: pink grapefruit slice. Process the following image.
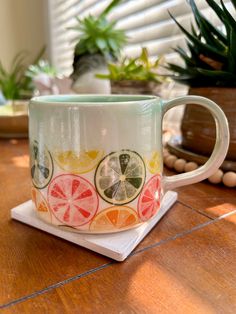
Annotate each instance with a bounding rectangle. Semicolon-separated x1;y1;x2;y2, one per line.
47;174;98;227
138;175;162;221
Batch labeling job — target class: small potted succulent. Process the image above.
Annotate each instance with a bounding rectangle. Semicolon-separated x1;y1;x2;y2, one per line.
167;0;236;161
70;0;127;94
26;60;58;95
96;47;165;94
0;48;44;138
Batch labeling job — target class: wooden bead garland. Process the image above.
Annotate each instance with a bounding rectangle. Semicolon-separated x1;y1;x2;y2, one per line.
164;151;236;188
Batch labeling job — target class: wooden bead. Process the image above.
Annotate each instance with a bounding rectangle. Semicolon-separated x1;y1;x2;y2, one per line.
174;158;187;173
163;149;170;158
164;155;177;168
208;169;223;184
222;172;236;187
184;162;198;172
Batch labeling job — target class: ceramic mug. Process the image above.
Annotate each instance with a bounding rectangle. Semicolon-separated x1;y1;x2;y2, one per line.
29;95;229;233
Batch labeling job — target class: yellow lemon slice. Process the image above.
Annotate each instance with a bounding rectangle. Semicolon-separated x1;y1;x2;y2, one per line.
146;151;162;174
90;206;139;232
54;150;104;174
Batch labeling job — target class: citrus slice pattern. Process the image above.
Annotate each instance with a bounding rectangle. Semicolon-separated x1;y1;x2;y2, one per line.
47;174;98;227
54;150;104;174
90;206;139;232
30;140;53;189
95;150;146;205
31;187;49;212
146;151;162;174
138;174;161;221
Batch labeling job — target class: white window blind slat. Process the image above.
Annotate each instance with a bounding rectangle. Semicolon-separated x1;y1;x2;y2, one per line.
116;0;208;31
53;0;78;19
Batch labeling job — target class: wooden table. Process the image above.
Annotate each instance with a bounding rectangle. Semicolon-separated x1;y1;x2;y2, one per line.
0;139;236;313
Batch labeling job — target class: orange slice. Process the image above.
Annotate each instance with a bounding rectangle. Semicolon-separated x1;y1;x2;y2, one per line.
90;206;139;232
54;150;104;174
32;188;52;223
47;174;98;227
138;175;162;221
95;150;146;205
31;187;49;212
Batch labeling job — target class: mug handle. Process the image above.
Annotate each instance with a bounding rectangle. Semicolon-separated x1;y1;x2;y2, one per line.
162;95;230;190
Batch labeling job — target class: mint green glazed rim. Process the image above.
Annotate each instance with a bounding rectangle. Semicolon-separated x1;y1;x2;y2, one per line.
30;94;159;106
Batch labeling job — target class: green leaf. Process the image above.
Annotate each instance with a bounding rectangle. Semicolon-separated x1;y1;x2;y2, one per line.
200;16;227;45
95;73;109;79
173;47;195;67
205;0;225;23
95;37;107;50
169;12;227;62
189;0;226;51
108;63;119;78
100;0;123;18
196;67;236;80
108;38;118;51
0;61;7;77
231;0;236;10
167;63;197;75
31;46;46;65
227;26;236;73
190;23;199;38
154;57;161;68
220;0;236;32
96;47;164;82
139;48;149;66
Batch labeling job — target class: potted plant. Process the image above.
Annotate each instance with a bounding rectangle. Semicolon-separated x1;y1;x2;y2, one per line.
70;0;127;94
26;60;58;95
167;0;236;161
96;47;165;94
0;48;45;138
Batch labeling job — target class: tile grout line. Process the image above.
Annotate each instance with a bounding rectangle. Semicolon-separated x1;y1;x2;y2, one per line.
1;209;236;310
177;200;214;220
131;209;236;256
0;262;114;310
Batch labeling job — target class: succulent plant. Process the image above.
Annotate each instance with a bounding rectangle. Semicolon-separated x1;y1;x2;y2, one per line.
167;0;236;87
26;60;57;78
71;0;127;82
0;47;45;100
96;47;165;83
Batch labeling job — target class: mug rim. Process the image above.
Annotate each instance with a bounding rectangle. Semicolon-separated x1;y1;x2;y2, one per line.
30;94;158;106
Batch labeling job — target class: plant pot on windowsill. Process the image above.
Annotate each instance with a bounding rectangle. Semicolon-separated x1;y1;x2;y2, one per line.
181;87;236;161
111;80;161;95
166;0;236;162
71;54;111;94
69;0;127;95
0;100;29;138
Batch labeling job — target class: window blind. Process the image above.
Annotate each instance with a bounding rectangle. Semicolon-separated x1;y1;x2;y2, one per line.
48;0;233;76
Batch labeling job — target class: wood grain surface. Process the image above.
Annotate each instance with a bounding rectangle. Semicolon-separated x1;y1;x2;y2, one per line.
0;139;236;313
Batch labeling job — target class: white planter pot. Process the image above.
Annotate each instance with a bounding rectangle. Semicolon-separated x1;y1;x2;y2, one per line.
72;66;111;94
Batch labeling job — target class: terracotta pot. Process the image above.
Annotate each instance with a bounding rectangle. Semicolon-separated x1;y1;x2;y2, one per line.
111;80;160;95
181;87;236;161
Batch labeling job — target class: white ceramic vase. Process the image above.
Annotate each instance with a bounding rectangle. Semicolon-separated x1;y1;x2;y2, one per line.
71;54;111;94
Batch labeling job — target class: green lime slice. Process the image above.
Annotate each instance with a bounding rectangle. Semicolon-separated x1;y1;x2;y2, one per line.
95;150;146;205
30;140;54;189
